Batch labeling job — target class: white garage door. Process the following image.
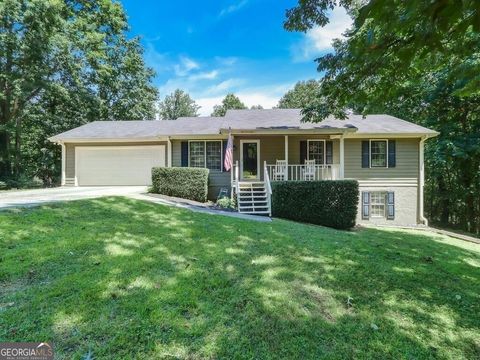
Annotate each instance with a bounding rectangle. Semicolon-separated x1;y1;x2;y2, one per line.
76;146;165;186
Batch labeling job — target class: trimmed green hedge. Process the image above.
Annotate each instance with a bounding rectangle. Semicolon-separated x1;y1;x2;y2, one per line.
271;180;359;229
151;167;209;202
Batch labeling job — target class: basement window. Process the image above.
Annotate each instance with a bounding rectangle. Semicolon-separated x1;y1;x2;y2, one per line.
370;192;386;218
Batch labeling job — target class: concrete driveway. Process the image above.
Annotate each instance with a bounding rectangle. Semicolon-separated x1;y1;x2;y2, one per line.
0;186;147;210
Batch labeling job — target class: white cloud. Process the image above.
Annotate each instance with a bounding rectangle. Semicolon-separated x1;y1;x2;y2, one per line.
188;70;219;81
174;56;200;76
214;56;238;66
292;7;351;62
195;82;294;116
219;0;248;17
144;44;170;75
205;78;245;95
155;54;295;117
196;96;224;116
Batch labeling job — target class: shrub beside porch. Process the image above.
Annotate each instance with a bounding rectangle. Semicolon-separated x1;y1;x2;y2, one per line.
151;167;209;203
271;180;359;229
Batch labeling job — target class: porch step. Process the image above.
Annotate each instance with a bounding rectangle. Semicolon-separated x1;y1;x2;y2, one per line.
64;178;75;186
235;181;271;216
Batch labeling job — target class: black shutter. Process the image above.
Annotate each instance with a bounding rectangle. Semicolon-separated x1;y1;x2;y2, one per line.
387;192;395;220
300;141;307;164
388;140;396;168
362;141;370;168
362;191;370;220
222;140;228;172
326;141;333;164
181;141;189;167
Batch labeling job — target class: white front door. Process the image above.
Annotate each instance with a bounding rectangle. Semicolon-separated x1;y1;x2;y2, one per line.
240;140;260;180
76;145;166;186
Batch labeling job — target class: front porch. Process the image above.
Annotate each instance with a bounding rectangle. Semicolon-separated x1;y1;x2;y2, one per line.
230;134;345;184
228;134;346;215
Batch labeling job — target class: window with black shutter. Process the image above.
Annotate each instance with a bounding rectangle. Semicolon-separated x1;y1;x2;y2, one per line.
362;191;370;219
387;192;395;220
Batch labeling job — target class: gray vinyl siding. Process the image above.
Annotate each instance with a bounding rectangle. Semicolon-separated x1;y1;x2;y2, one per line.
233;135;339;166
65;144;75;179
344;138;419;179
172;140;182;167
64;141;168;181
233;136;284;180
287;135;339;164
170;140;230;200
231;135;340;180
208;172;231;199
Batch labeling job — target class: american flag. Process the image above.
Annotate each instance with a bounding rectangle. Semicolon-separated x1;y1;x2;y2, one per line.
224;131;233;171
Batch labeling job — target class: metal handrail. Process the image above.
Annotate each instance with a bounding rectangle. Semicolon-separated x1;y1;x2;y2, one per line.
264;161;272;216
264;161;272;195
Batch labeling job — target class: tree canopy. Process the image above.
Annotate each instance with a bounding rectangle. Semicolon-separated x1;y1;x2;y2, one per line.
285;0;480;234
158;89;200;120
0;0;157;186
211;94;247;117
277;80;321;109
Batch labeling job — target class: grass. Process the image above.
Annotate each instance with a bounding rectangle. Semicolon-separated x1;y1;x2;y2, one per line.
0;197;479;359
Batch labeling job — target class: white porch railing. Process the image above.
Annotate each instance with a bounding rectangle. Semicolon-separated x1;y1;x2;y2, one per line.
232;161;341;185
266;163;340;181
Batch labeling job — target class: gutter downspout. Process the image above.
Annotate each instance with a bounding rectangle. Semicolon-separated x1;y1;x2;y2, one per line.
419;135;428;226
339;134;345;179
167;137;172;167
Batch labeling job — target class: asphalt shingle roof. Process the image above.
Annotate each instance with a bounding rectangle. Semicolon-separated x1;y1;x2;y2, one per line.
49;109;438;141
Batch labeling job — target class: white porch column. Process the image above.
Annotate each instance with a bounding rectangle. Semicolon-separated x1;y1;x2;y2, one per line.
167;137;172;167
61;142;66;186
339;135;345;179
285;135;289;180
284;135;289;163
230;135;235;181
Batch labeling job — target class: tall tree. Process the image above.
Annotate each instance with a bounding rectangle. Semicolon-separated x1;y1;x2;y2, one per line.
277;80;320;108
158;89;200;120
211;93;247;117
284;1;480;234
0;0;157;185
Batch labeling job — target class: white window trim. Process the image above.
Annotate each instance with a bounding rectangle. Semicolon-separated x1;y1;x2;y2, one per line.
188;140;223;171
307;139;326;165
369;139;389;168
370;191;387;218
240;139;261;180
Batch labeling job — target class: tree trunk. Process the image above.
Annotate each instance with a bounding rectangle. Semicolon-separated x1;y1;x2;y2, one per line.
459;159;477;233
0;129;11;180
14;115;21;178
438;177;450;225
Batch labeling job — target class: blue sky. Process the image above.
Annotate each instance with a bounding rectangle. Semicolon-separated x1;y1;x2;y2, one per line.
121;0;350;115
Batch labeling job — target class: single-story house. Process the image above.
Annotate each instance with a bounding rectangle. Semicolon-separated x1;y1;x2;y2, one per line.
49;109;438;226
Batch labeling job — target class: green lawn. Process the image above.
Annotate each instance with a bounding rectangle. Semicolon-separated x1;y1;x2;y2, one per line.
0;198;479;359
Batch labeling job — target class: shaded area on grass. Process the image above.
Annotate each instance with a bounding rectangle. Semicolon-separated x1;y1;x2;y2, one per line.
0;197;479;359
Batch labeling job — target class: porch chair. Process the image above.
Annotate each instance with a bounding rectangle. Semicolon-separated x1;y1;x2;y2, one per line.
303;159;316;181
272;160;288;181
